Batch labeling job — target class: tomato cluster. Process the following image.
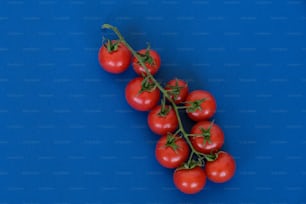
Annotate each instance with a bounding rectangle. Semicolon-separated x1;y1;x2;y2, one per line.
98;25;236;195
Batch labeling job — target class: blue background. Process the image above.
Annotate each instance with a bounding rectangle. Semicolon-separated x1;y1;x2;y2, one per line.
1;0;306;203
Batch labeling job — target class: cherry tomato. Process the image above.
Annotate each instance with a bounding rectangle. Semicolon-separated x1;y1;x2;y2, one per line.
185;90;216;121
132;49;161;76
205;152;236;183
147;105;178;135
98;40;131;74
125;77;160;111
173;167;206;194
190;121;224;154
165;79;189;104
155;135;189;168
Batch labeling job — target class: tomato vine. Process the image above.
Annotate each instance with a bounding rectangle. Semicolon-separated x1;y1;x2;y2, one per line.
100;24;236;194
102;23;215;165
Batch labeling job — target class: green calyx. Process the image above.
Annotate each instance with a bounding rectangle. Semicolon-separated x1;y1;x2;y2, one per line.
158;96;171;117
186;98;207;113
175;160;200;171
158;105;171;117
137;44;155;66
166;79;185;100
104;39;120;53
204;152;218;162
165;134;179;152
139;77;157;94
199;120;215;145
199;127;212;145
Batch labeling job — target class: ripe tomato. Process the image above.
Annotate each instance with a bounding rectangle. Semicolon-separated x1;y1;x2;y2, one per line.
147;105;178;135
125;77;160;111
190;121;224;154
185;90;216;121
98;40;132;74
173;167;206;194
155;135;189;168
132;49;161;76
205;152;236;183
165;79;189;104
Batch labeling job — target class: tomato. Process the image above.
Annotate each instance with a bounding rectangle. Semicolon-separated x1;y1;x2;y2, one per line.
173;167;206;194
165;79;189;104
205;152;236;183
190;121;224;154
125;77;160;111
132;49;161;76
147;105;178;135
185;90;216;121
98;40;132;74
155;135;189;168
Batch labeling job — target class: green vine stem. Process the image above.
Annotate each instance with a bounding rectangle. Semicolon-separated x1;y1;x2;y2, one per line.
102;24;213;166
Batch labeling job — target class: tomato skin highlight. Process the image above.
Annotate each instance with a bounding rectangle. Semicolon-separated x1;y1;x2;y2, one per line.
190;121;224;154
125;77;160;111
132;49;161;76
186;90;217;121
155;135;189;168
165;79;189;104
205;152;236;183
173;167;207;194
98;41;131;74
147;105;178;135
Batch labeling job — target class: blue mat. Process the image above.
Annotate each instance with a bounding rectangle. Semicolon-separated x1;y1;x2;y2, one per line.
0;0;306;203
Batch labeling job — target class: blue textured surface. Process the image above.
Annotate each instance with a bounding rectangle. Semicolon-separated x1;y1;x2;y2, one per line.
1;0;306;203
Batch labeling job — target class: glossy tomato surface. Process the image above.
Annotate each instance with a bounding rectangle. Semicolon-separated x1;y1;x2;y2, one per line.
132;49;161;76
125;77;160;111
186;90;217;121
173;167;207;194
155;135;189;168
205;152;236;183
148;105;178;135
190;121;224;154
165;79;188;104
98;41;131;74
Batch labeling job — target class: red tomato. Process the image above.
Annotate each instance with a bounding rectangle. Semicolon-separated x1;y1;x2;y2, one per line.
98;40;131;74
125;77;160;111
155;135;189;168
165;79;189;104
132;49;161;76
190;121;224;154
147;105;178;135
185;90;216;121
173;167;206;194
205;152;236;183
